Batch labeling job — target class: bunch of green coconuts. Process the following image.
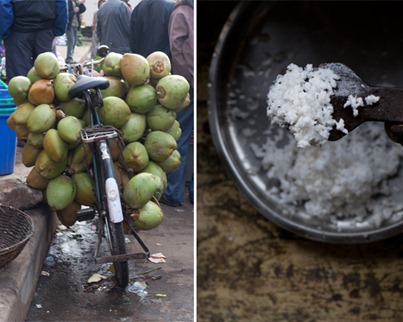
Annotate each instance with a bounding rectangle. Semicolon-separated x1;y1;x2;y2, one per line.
6;50;190;230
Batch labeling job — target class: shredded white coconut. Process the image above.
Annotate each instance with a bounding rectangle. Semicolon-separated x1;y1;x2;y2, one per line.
267;63;342;148
365;94;380;105
343;94;380;117
267;63;381;148
343;95;364;116
251;123;403;227
262;63;401;228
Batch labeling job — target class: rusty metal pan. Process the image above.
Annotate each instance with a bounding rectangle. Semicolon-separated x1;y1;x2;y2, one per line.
208;1;403;243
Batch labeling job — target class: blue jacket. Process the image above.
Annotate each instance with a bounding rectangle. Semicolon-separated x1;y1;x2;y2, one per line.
0;0;68;40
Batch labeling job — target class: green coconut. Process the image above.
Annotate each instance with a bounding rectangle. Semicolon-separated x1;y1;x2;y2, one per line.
27;132;44;148
125;84;157;114
120;53;150;86
26;167;50;190
173;92;191;113
100;76;128;98
46;175;77;211
120;113;146;143
144;130;177;162
34;52;60;79
147;51;171;80
6;114;16;131
146;104;176;131
73;172;96;206
99;96;131;128
123;173;159;209
22;143;43;167
102;52;123;77
57;115;83;145
53;72;77;102
59;98;86;118
141;161;167;190
157;149;181;173
11;102;35;125
15;123;29;139
56;201;80;227
27;67;41;84
68;143;93;174
7;76;31;103
35;150;68;179
130;201;164;231
119;141;149;172
43;128;69;162
166;120;182;141
156;75;190;110
27;104;56;133
81;107;91;126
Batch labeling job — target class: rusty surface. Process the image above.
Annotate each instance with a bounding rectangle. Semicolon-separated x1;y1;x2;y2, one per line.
197;2;403;321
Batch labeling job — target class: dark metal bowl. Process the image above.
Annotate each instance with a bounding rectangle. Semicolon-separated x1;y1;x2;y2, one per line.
208;1;403;243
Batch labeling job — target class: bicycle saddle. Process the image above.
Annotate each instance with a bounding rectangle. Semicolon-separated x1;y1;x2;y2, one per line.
68;75;110;99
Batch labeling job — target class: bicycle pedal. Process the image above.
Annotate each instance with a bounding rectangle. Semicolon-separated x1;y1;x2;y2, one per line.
76;207;96;221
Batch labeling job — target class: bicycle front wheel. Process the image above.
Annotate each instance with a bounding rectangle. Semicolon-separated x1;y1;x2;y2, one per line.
105;219;129;288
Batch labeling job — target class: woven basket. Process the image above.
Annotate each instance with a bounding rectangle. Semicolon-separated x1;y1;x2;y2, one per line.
0;204;34;268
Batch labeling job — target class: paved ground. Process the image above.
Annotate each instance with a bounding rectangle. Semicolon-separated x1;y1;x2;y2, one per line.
1;145;194;322
27;199;195;322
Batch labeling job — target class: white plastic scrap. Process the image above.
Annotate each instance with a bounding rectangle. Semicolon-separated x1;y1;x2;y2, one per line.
127;281;148;301
87;273;108;284
148;252;166;263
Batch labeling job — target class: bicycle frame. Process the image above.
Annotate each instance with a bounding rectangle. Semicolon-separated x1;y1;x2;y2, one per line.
66;54;151;287
81;89;123;224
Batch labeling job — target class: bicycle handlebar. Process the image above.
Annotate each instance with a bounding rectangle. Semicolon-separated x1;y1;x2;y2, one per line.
60;45;110;76
59;57;105;75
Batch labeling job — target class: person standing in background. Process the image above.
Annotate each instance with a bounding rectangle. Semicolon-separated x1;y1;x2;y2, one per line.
160;0;194;206
96;0;131;54
0;0;68;81
90;0;105;59
66;0;86;64
129;0;174;59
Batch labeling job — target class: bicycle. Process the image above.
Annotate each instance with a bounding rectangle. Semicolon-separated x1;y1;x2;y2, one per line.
63;47;150;288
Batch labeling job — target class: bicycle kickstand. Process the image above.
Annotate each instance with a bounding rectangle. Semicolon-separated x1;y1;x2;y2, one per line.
94;219;151;264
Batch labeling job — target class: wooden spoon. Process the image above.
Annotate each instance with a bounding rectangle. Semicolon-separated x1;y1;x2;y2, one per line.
322;63;403;141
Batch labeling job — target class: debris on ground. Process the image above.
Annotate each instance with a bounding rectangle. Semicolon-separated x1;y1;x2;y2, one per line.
87;273;108;284
148;253;166;263
127;280;148;301
83;277;116;293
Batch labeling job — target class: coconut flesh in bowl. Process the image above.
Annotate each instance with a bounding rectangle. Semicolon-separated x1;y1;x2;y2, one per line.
264;63;403;229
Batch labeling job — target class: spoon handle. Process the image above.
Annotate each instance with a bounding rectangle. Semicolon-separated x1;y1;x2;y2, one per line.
329;85;403;141
368;87;403;123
